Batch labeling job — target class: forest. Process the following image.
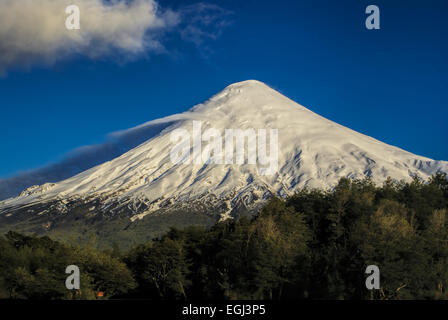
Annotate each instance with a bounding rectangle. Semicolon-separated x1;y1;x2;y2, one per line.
0;173;447;300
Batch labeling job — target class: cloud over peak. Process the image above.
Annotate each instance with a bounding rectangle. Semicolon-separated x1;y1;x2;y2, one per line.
0;0;180;74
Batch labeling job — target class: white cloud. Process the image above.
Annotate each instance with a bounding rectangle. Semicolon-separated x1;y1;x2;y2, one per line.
0;0;180;74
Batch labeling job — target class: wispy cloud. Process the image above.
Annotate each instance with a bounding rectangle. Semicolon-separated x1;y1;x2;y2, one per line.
179;3;233;47
0;0;179;74
0;119;178;200
0;1;234;74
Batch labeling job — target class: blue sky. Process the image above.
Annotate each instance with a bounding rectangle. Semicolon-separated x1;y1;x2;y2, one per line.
0;0;447;178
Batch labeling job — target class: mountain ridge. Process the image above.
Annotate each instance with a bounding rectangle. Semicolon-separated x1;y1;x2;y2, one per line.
1;80;447;225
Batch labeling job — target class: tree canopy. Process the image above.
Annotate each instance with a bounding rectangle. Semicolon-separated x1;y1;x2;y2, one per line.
1;172;447;300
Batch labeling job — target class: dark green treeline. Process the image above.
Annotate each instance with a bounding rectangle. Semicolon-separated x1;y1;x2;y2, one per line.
1;173;447;300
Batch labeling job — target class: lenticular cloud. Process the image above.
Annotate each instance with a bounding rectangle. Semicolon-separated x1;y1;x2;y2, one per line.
0;0;179;74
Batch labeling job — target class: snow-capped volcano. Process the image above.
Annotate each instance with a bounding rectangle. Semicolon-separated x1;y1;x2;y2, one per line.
1;80;447;222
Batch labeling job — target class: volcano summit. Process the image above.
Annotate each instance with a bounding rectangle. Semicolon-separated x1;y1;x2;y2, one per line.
1;80;447;246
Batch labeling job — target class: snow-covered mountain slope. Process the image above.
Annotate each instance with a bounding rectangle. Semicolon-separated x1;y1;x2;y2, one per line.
0;121;174;200
1;80;447;221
